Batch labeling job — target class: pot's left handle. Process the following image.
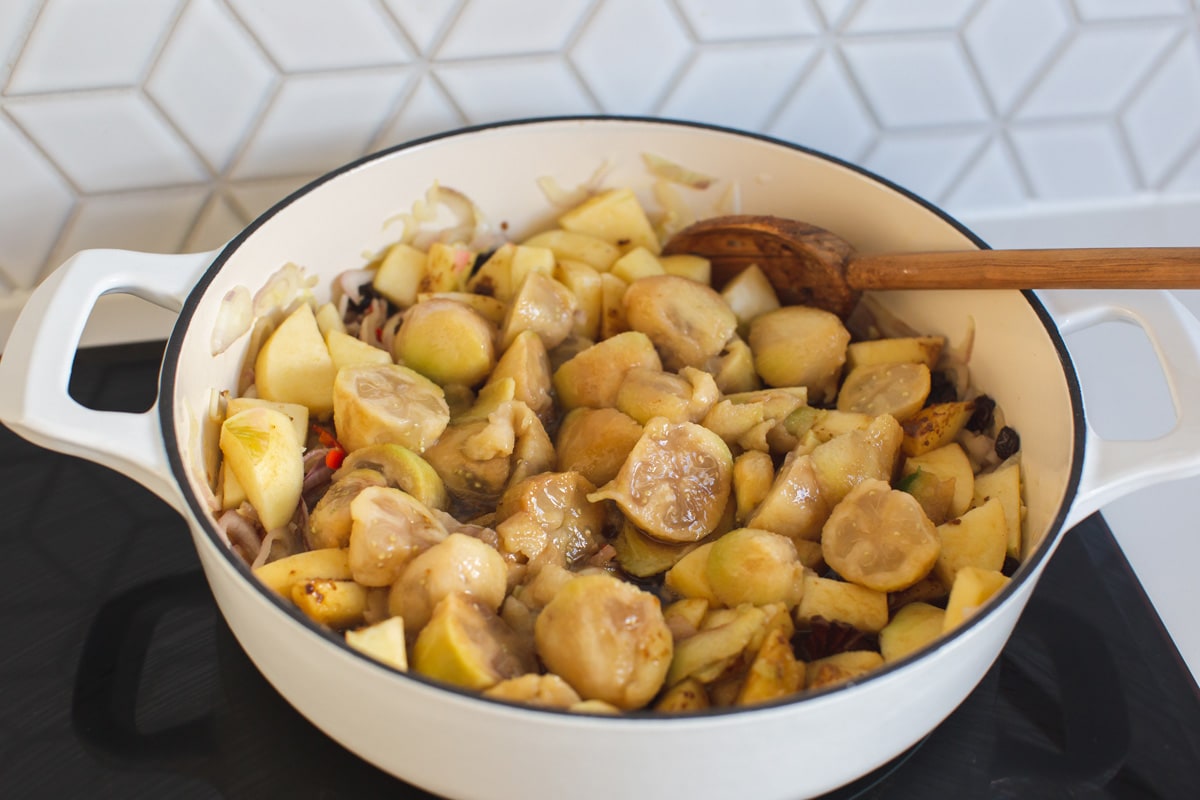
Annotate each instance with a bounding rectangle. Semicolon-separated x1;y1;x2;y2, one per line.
0;248;218;514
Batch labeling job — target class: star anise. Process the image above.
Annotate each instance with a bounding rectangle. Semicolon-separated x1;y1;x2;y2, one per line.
796;617;876;661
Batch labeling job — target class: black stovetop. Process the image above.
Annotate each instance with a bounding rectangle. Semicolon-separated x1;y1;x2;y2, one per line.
2;341;1198;799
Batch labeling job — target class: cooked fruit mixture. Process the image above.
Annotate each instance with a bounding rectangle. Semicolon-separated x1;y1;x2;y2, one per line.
214;185;1024;714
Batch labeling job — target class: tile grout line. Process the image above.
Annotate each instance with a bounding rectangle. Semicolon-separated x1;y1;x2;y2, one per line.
1111;27;1198;191
0;0;46;97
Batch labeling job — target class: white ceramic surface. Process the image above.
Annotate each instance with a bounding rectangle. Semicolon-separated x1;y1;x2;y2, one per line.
3;118;1200;800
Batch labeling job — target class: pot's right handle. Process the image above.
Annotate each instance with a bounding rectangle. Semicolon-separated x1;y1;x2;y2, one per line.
0;248;217;514
1038;289;1200;528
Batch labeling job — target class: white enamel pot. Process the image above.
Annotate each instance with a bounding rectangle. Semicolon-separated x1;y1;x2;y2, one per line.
4;117;1200;800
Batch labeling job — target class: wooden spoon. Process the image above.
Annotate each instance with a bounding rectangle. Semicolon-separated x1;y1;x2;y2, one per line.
662;215;1200;317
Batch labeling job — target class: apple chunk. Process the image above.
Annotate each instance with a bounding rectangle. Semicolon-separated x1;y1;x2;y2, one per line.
255;303;337;417
220;406;305;531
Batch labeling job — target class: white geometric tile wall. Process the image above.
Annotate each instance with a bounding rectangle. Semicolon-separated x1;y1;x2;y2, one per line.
2;0;1200;340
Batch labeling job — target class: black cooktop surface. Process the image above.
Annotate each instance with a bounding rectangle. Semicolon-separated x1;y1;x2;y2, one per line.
2;341;1198;799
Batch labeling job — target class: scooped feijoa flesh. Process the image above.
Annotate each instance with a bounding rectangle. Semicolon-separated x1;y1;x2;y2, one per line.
588;417;733;544
821;478;941;593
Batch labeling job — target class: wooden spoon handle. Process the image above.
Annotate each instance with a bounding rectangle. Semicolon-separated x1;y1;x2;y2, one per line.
848;248;1200;290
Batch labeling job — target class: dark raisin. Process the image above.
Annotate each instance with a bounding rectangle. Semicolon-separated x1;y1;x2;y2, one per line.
471;250;496;274
345;281;377;315
995;426;1020;459
966;395;996;433
925;370;958;405
796;617;876;661
471;276;497;297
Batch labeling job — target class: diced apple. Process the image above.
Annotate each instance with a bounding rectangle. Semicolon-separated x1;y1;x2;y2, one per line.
784;406;872;442
721;264;781;328
663;542;720;605
220;407;305;531
845;336;944;371
806;650;884;690
942;566;1010;632
499;271;577;352
879;602;945;662
521;228;621;271
510;244;556;289
659;254;711;284
744;452;828;542
663;597;709;640
599;271;629;340
737;626;804;705
219;461;246;510
554;259;603;339
345;616;408;671
254;303;337;417
612;521;700;578
226;396;309;445
655;678;710;712
291;578;367;628
973;460;1024;559
666;604;766;687
422;242;474;293
373;242;427;307
558;188;661;254
901;400;976;457
326;329;392;371
467;243;517;301
899;466;956;525
221;396;309;512
810;413;902;507
732;449;774;523
902;442;974;518
933;497;1007;587
794;572;888;633
253;547;352;596
710;337;759;394
313;302;346;338
416;292;507;325
610;247;666;284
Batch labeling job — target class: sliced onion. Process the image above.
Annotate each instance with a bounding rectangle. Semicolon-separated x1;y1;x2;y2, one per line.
652;180;696;240
207;388;225;424
537;175;591;210
379;310;404;355
210;286;253;356
238;317;275;395
944;315;976;366
714;181;742;215
845;295;924;341
251;528;282;569
642;153;715;190
357;298;389;346
219;507;263;564
337;268;376;306
536;159;612;208
957;428;1000;474
385;182;497;250
253;262;316;318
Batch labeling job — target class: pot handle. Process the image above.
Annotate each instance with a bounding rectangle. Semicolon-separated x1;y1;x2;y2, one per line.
0;248;217;515
1038;289;1200;528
